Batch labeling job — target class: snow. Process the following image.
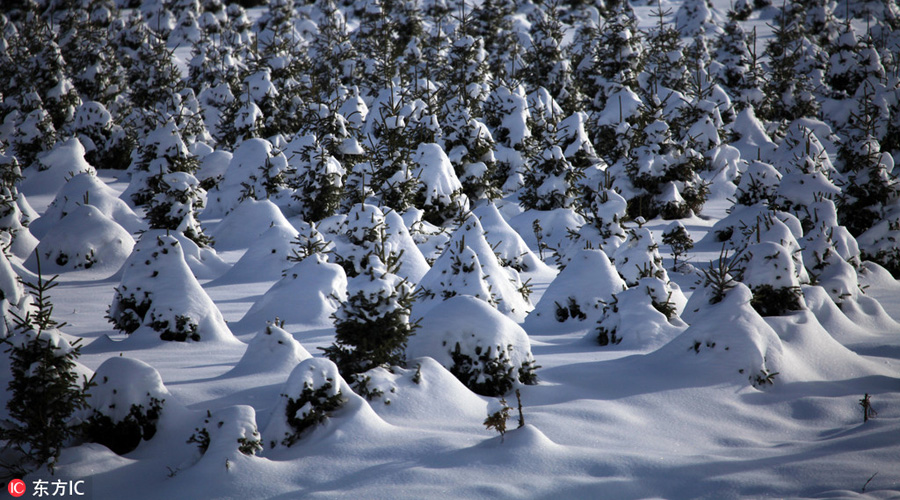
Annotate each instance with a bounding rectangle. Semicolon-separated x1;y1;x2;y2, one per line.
25;204;134;276
231;254;347;333
19;138;96;197
4;2;900;498
524;249;624;333
86;357;172;423
29;172;143;238
106;232;238;345
407;295;538;390
207;198;294;251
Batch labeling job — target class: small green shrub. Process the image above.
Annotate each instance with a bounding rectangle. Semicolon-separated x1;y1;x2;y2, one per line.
83;396;164;455
281;382;344;447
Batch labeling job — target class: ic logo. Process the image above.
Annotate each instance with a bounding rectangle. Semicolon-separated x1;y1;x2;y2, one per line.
7;479;25;497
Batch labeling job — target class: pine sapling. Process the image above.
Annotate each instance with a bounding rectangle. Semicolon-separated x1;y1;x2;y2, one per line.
1;256;93;476
662;222;694;271
484;398;511;442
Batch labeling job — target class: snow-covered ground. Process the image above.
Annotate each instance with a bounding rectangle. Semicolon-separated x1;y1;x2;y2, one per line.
20;172;896;499
3;0;900;497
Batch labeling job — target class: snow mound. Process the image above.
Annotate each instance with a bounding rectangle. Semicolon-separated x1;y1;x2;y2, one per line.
417;214;532;321
768;307;896;383
209;224;298;285
525;249;625;333
651;283;784;387
20;138;96;197
191;405;264;469
383;209;430;284
509;208;586;261
729;108;776;163
233;254;347;333
25;204;134;275
227;323;312;377
473;203;548;273
29;172;143;239
207;198;295;251
203;138;290;217
86;356;174;423
595;277;689;349
356;357;489;426
408;295;538;396
262;357;389;453
167;231;230;280
108;232;238;344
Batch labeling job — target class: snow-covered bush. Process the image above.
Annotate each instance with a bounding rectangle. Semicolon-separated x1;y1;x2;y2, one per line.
323;254;418;377
228;321;311;376
613;224;667;287
28;172;142;239
233;253;347;332
595;277;688;348
82;357;169;455
25;204;134;274
665;281;785;388
145;171;210;247
412;143;469;226
418;213;532;320
741;241;806;316
188;405;264;461
407;296;538;397
107;232;235;343
266;358;348;448
0;270;92;476
525;249;626;331
661;221;694;271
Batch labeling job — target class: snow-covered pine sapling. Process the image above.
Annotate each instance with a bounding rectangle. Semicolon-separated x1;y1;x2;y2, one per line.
483;398;511;442
323;253;419;377
145;171;212;247
742;241;804;317
187;411;212;454
698;244;743;304
662;221;694;271
83;395;164;455
0;257;92;476
859;393;876;423
82;357;170;456
287;221;332;263
282;382;344;448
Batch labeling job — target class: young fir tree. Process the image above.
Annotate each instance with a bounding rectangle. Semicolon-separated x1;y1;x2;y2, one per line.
58;0;126;106
308;1;359;99
124;120;200;207
145;171;211;247
0;261;91;476
523;2;578;114
68;100;134;171
471;0;517;83
364;86;419;212
352;0;400;96
759;6;821;126
291;134;346;222
520;130;584;211
641;0;688;95
620;99;708;220
125;22;184;120
323;253;419;377
714;19;753;93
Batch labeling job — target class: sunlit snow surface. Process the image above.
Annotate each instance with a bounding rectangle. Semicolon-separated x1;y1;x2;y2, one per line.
3;1;900;499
